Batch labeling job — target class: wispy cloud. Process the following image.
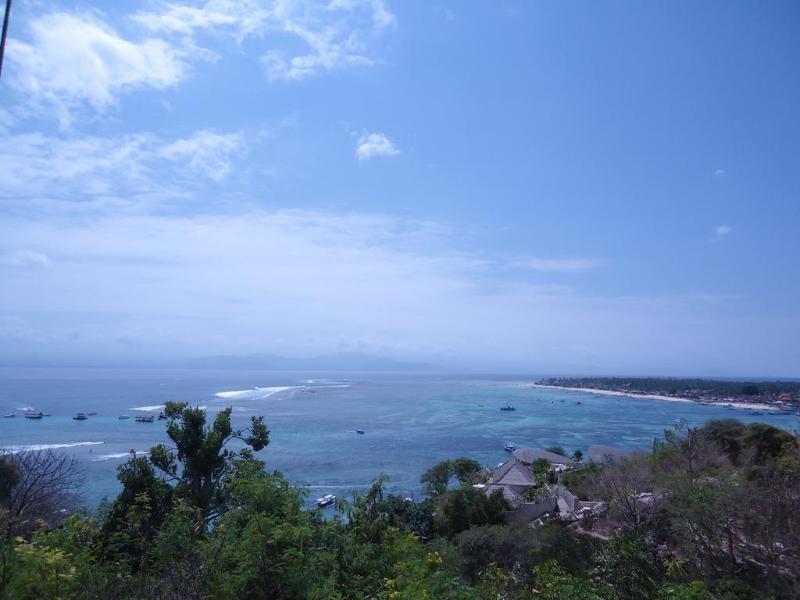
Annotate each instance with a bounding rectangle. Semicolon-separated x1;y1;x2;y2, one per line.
0;250;50;268
515;257;604;273
713;224;732;240
134;0;396;82
714;169;725;176
356;132;400;160
8;12;186;127
159;130;244;181
0;129;244;204
1;209;790;373
433;5;456;21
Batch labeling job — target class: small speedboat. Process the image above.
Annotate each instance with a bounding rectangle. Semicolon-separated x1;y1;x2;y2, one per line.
135;415;155;423
500;405;516;411
316;494;336;508
504;443;516;452
355;430;365;434
118;415;131;420
23;411;43;419
73;413;88;421
2;413;15;418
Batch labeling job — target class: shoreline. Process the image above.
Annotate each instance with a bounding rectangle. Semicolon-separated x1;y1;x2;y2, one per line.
529;384;785;412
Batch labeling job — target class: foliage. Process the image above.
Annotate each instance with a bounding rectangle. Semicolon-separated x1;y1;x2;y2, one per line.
149;401;269;521
0;412;797;599
433;488;508;539
420;458;483;497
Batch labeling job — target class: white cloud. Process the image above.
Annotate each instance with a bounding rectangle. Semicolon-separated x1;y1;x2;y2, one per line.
0;129;244;203
714;169;725;176
159;130;244;181
714;224;732;239
0;250;50;268
356;132;399;160
515;257;604;273
134;0;396;81
1;210;794;374
8;12;186;127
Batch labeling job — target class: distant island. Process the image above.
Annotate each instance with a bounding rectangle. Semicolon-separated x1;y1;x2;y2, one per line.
534;376;800;412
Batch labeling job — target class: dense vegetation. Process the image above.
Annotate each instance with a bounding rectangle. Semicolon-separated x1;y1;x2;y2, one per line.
1;403;798;599
540;377;800;399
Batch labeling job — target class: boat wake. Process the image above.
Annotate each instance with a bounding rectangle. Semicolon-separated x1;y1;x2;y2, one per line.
92;451;149;462
2;441;104;453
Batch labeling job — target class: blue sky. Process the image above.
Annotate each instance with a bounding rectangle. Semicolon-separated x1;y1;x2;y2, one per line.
0;0;798;375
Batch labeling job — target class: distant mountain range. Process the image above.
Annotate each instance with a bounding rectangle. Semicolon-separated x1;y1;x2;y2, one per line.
182;352;437;372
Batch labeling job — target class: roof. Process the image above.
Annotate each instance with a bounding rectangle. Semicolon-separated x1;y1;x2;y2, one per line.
485;483;525;506
492;456;537;487
513;447;570;464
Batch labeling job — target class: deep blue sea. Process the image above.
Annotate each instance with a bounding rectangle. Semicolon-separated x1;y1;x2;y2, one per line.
1;368;797;509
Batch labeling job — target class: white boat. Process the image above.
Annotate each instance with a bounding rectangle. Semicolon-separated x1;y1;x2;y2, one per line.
316;494;336;508
504;443;516;452
135;415;155;423
3;413;15;418
23;411;44;419
73;413;88;420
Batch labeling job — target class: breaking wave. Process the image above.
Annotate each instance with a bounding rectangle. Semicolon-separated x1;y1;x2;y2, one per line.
2;441;104;453
214;386;299;400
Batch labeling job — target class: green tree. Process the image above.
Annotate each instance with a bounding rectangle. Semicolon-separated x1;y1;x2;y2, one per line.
149;401;269;521
420;457;482;498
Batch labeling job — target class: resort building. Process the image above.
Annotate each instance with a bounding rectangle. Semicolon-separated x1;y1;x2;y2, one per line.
483;452;606;525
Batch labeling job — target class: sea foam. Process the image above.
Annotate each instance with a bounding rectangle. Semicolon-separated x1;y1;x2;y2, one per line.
214;386;298;400
2;441;104;453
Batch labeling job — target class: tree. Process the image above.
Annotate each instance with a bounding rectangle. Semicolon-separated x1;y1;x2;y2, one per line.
420;457;482;497
455;525;538;582
101;455;174;569
529;560;603;599
0;449;83;538
573;450;584;462
148;401;269;521
434;488;507;539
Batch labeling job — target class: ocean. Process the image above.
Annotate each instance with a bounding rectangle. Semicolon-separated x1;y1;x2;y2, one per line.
1;368;796;509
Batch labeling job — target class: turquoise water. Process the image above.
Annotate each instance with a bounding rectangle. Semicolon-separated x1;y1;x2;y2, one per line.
1;368;797;508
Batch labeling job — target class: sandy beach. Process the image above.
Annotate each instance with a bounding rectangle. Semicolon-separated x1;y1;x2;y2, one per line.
529;384;785;412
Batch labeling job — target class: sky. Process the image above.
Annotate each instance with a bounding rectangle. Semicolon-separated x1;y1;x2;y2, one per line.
0;0;798;376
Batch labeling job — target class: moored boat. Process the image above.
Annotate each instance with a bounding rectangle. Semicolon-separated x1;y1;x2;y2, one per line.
504;443;516;452
135;415;155;423
118;415;131;420
23;411;43;419
500;405;515;411
316;494;336;508
73;413;88;420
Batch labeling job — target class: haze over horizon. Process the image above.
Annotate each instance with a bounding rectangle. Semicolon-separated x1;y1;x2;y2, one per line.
1;1;798;377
